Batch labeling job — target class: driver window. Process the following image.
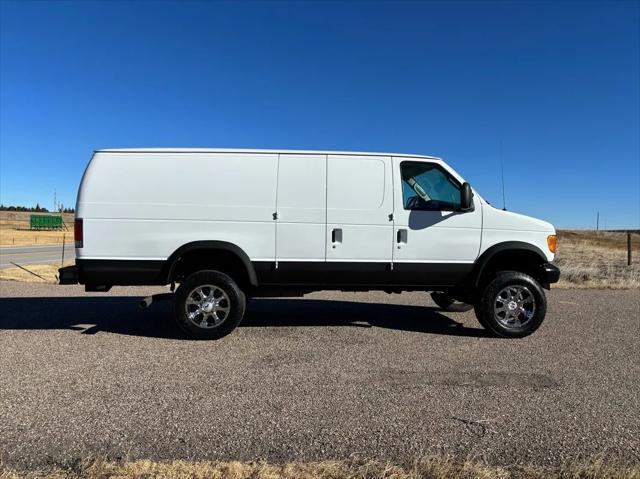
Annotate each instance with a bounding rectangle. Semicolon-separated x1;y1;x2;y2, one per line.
401;162;461;211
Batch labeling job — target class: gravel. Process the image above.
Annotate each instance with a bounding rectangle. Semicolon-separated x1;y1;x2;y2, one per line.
0;281;638;469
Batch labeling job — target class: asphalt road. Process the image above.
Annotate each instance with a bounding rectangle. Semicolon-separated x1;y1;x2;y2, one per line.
0;244;75;269
0;282;638;469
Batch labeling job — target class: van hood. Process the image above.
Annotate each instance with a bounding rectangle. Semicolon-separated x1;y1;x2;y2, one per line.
483;204;555;233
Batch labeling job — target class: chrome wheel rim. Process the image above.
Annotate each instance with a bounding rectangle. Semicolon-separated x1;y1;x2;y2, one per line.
494;285;535;329
185;285;230;329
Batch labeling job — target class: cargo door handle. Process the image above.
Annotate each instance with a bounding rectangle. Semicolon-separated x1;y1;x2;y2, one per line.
331;228;343;247
397;229;407;248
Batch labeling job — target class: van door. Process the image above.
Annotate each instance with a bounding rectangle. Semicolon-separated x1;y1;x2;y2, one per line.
275;154;327;263
326;155;394;283
391;158;481;286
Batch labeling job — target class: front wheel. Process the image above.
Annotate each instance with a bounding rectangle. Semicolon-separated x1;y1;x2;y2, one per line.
474;271;547;338
174;270;246;339
430;292;474;312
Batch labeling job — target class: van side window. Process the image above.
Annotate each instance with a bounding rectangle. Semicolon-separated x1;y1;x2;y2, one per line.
400;162;461;211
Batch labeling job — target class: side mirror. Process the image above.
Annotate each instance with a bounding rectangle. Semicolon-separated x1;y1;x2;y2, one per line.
460;182;474;211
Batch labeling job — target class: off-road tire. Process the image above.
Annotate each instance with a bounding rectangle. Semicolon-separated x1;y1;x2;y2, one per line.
474;271;547;338
174;270;246;340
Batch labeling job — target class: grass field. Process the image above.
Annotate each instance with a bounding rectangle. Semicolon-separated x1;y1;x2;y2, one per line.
0;457;638;479
554;230;640;289
0;211;74;246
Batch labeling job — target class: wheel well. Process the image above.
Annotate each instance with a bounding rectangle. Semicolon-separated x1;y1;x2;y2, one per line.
169;249;252;289
476;249;546;288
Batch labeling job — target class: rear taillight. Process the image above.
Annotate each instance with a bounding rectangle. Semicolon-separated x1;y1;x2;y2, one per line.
74;218;83;248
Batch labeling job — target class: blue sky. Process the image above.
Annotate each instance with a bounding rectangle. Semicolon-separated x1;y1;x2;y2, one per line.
1;0;638;229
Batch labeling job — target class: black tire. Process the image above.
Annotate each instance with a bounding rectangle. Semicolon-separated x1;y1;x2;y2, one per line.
474;271;547;338
430;292;474;312
174;270;246;340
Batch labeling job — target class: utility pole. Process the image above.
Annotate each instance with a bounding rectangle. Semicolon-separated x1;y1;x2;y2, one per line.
596;211;599;231
53;189;57;213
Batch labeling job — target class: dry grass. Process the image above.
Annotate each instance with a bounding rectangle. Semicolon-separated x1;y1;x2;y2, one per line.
0;211;74;247
0;262;73;284
0;457;638;479
554;230;640;289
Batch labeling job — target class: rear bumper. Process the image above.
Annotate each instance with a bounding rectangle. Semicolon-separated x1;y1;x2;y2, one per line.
541;263;560;284
58;265;79;285
59;259;166;289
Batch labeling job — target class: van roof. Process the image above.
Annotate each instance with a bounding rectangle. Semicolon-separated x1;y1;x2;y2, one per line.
96;148;441;160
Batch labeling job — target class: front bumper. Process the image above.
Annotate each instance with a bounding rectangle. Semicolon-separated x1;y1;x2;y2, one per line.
541;263;560;284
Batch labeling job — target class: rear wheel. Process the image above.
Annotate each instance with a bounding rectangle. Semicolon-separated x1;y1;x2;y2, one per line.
430;292;474;312
474;271;546;338
174;270;246;339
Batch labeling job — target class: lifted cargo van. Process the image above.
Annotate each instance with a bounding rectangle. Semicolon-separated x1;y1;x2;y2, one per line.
59;149;560;339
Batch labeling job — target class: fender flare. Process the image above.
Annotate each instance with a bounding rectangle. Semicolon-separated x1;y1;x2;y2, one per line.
162;241;258;286
471;241;547;287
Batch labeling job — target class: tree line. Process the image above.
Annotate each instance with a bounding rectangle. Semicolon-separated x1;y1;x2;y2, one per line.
0;204;75;213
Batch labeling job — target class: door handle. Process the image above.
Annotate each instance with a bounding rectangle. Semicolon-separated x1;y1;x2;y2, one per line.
331;228;343;247
397;229;407;247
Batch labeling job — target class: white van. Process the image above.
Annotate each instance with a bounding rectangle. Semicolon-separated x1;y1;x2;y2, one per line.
59;149;560;339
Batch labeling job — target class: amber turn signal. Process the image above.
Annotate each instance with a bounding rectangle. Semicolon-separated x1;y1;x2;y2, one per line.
547;235;557;254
